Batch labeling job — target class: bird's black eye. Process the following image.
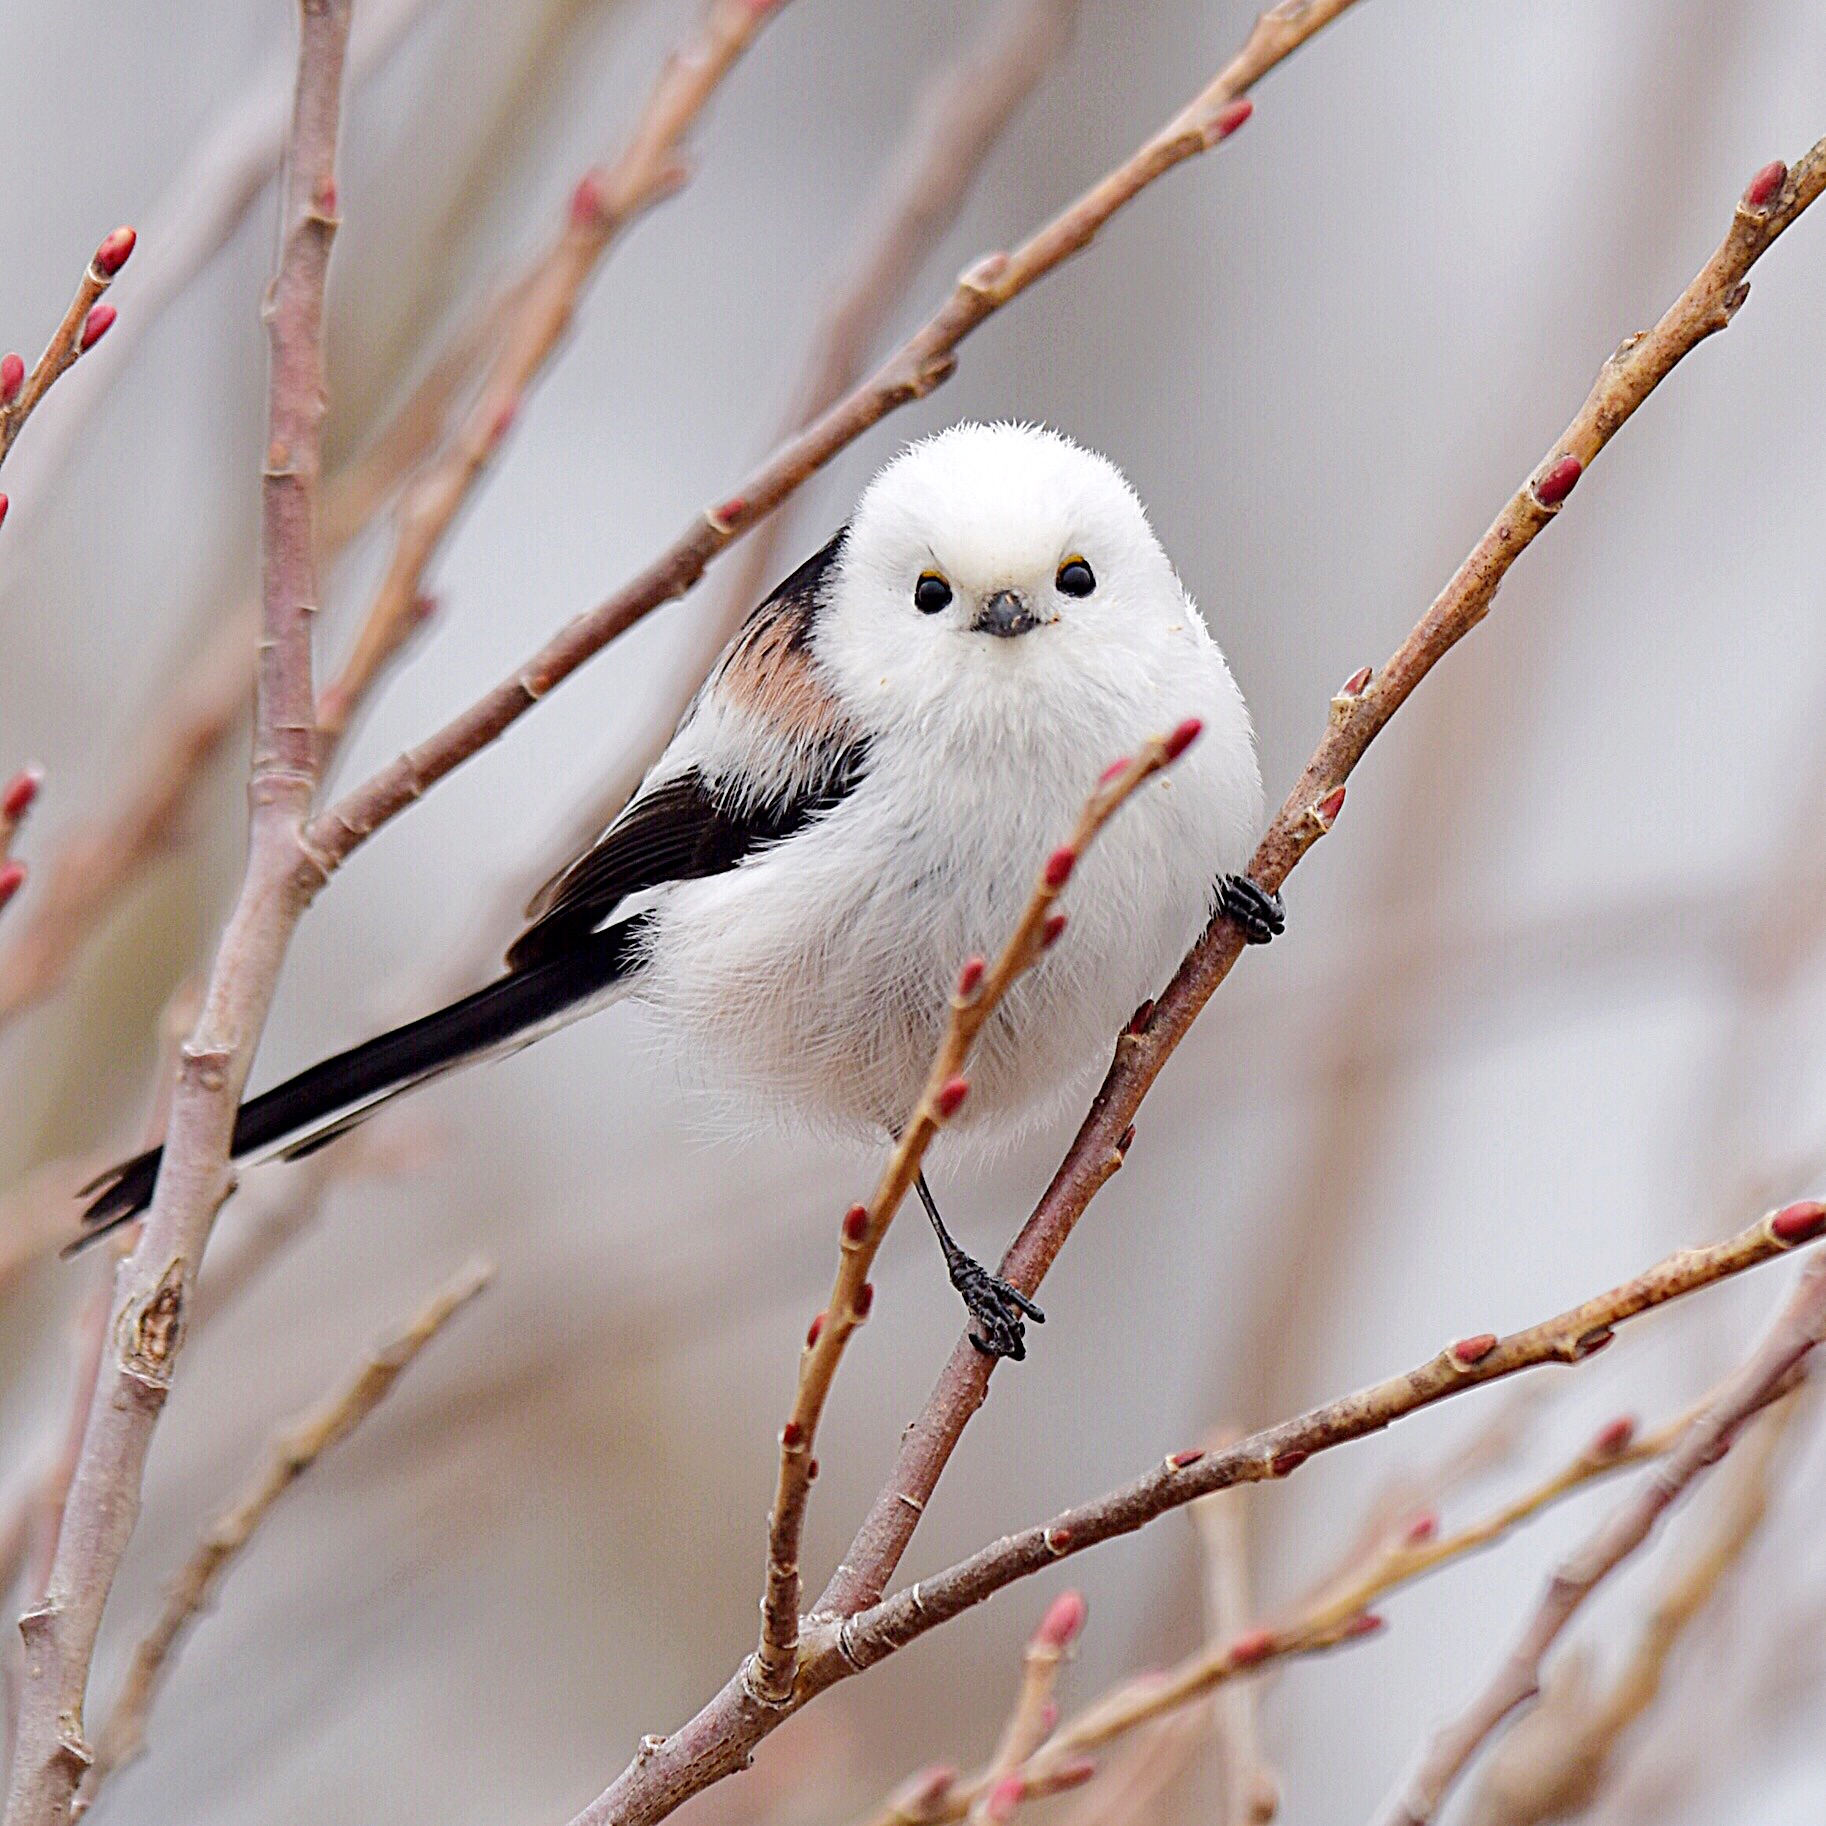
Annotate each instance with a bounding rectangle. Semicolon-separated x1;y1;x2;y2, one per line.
1056;556;1096;597
914;572;953;615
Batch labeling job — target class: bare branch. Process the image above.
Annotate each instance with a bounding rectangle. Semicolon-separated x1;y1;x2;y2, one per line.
307;0;1363;877
750;727;1200;1705
0;227;136;503
1370;1257;1826;1826
822;132;1826;1622
84;1258;491;1794
2;8;355;1817
313;0;791;746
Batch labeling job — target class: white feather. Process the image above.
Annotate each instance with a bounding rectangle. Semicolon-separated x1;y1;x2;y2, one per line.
632;422;1263;1147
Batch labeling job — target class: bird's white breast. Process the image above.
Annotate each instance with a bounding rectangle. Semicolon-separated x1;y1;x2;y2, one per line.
633;600;1261;1146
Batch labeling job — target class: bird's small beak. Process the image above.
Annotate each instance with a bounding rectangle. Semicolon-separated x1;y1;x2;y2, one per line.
973;588;1042;638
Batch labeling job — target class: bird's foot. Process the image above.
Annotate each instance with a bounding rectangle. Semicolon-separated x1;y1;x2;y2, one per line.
949;1251;1045;1361
1219;872;1285;945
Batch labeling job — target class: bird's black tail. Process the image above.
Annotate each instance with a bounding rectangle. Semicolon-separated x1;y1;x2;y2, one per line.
72;918;649;1249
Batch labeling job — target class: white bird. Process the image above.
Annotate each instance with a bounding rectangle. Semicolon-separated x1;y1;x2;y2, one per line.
79;422;1278;1357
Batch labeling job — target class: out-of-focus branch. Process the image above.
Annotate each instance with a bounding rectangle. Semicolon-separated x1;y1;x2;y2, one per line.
965;1592;1091;1826
0;271;496;1033
749;727;1200;1706
0;767;42;918
2;9;355;1819
313;0;791;745
311;2;1358;880
482;0;1084;990
822;135;1826;1623
0;228;134;508
1371;1260;1826;1826
83;1258;491;1794
0;0;444;524
1463;1390;1802;1826
1194;1457;1279;1824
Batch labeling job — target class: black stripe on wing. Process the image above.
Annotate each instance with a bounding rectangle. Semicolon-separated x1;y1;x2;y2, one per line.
504;754;866;971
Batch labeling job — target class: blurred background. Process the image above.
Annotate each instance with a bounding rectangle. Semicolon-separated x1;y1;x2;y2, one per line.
3;1;1826;1821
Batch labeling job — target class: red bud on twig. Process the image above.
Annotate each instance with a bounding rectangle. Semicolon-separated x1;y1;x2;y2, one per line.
1228;1626;1276;1666
1270;1449;1308;1477
1164;716;1203;760
1043;845;1076;889
1770;1200;1826;1245
956;956;986;999
1214;96;1253;139
841;1204;868;1244
781;1419;804;1449
93;226;137;275
935;1076;969;1119
0;353;22;403
1590;1415;1636;1458
1341;665;1373;697
1035;1587;1087;1649
1344;1612;1386;1640
1743;160;1787;209
1166;1447;1204;1470
1041;912;1067;949
854;1281;874;1318
1451;1333;1497;1366
1534;454;1582;506
1402;1509;1438;1546
805;1312;825;1348
80;303;116;351
0;863;24;911
3;766;43;822
1099;755;1132;784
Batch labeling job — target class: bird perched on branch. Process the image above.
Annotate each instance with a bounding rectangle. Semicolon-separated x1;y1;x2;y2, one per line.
77;422;1279;1357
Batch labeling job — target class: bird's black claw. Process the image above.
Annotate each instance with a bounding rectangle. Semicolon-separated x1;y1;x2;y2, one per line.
1219;872;1285;945
951;1257;1045;1362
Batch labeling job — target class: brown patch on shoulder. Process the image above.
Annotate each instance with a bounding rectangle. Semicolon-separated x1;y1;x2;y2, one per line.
717;593;848;744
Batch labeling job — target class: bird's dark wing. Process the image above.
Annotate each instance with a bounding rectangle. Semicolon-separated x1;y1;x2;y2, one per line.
506;527;862;972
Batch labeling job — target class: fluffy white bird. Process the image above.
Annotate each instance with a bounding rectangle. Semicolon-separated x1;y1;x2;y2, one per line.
79;422;1279;1356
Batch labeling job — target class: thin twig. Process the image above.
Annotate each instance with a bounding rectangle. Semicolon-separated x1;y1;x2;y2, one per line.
749;727;1200;1705
1370;1257;1826;1826
820;132;1826;1625
83;1258;492;1795
307;0;1361;879
2;10;355;1820
314;0;790;745
1194;1455;1279;1824
1462;1390;1803;1826
0;227;135;499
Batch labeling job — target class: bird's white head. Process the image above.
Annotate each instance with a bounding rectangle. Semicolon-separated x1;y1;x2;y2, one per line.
820;423;1192;704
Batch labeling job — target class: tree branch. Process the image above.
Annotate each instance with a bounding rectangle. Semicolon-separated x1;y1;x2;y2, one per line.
749;727;1200;1705
305;0;1363;877
83;1258;491;1796
2;7;355;1818
1370;1259;1826;1826
818;132;1826;1622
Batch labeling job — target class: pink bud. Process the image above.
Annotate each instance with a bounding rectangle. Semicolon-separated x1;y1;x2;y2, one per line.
781;1418;804;1449
1270;1449;1308;1477
1166;1447;1204;1470
1315;784;1346;825
0;862;23;910
1590;1415;1636;1458
805;1312;824;1348
1214;96;1253;139
1403;1510;1438;1546
570;172;605;228
956;955;986;999
935;1076;969;1119
1099;755;1132;784
1451;1333;1497;1366
1043;846;1076;889
1041;911;1067;949
985;1774;1026;1824
1344;1611;1386;1639
3;766;42;822
0;493;9;531
714;497;748;527
1228;1626;1276;1666
1164;716;1203;760
488;398;518;448
1770;1200;1826;1245
1743;160;1787;209
1341;665;1373;697
1535;454;1582;506
0;353;23;402
93;226;136;275
1048;1758;1097;1793
1044;1523;1074;1553
79;303;116;351
841;1203;868;1244
1127;999;1154;1036
1035;1588;1087;1649
854;1281;874;1318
